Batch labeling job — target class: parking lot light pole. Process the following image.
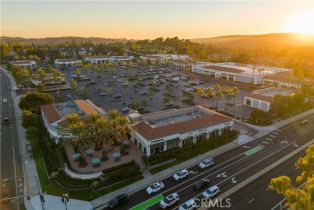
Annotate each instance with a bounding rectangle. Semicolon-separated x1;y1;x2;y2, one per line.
61;193;70;210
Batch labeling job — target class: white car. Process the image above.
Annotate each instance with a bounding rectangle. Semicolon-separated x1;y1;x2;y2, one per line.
146;182;164;195
199;158;214;169
159;193;179;209
173;169;189;181
179;199;197;210
2;98;8;103
202;185;220;199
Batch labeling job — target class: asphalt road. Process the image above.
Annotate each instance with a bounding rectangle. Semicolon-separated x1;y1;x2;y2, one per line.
104;114;314;210
227;149;305;210
0;70;25;210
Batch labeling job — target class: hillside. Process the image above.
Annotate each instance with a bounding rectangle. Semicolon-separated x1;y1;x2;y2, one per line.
0;36;131;45
192;33;314;50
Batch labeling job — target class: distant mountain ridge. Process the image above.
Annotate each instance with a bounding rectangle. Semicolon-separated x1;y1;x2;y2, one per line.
191;33;314;49
0;36;132;45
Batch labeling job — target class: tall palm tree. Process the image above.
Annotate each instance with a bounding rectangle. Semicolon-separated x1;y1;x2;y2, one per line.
213;83;223;111
232;87;240;117
224;86;233;111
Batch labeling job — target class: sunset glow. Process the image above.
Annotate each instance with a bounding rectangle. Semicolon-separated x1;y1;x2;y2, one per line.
286;10;314;35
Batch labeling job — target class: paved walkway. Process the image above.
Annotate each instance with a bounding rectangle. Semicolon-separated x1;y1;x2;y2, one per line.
30;194;92;210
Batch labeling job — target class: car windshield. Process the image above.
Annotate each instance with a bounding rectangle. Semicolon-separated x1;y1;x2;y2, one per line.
164;196;173;204
181;203;189;209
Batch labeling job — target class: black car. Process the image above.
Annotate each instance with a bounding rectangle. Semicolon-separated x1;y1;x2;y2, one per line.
193;179;210;191
108;194;129;208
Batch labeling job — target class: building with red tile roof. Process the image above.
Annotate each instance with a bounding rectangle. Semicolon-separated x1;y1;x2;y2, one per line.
129;106;234;156
41;100;105;143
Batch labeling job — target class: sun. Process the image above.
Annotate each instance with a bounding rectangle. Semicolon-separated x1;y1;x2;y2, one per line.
286;10;314;35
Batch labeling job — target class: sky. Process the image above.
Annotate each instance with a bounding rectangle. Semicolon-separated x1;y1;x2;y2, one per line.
1;1;314;39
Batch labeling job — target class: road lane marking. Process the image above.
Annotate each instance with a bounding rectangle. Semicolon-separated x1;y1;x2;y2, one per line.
248;198;255;204
171;140;297;210
231;177;237;184
130;194;164;210
244;145;265;156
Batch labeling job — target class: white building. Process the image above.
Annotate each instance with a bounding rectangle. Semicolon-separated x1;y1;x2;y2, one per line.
10;60;36;68
84;55;134;64
54;58;82;66
41;100;105;143
243;87;295;112
129;106;234;156
140;54;189;63
262;71;305;89
192;62;291;85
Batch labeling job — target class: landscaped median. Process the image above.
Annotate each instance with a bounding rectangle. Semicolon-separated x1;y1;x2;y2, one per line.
143;131;238;174
130;194;164;210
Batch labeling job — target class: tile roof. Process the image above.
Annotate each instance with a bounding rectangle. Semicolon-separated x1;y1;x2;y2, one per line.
204;65;244;74
41;104;62;124
133;113;231;141
74;100;98;115
246;94;273;103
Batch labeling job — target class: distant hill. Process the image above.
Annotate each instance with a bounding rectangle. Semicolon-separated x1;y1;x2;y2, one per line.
192;33;314;50
0;36;132;45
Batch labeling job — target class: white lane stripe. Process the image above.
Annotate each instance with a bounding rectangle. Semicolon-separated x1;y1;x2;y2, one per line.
170;140;296;210
129;152;246;196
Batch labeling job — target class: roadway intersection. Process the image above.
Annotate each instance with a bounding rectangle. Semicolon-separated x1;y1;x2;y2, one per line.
104;114;314;210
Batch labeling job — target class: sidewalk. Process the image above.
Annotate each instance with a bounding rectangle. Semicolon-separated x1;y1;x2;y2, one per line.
30;194;92;210
2;67;39;210
2;67;92;210
91;108;314;209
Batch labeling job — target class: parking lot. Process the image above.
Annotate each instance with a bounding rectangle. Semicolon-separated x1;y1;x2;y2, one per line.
54;63;253;117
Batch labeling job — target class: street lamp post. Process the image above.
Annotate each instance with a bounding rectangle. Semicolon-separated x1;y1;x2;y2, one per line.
61;193;70;210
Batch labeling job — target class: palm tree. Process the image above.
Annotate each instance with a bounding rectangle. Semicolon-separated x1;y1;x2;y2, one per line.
232;87;240;117
116;115;131;143
37;68;45;84
224;86;233;111
196;87;206;107
213;83;223;111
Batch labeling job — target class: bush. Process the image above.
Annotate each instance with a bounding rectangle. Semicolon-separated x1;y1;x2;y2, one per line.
143;131;238;167
249;109;272;125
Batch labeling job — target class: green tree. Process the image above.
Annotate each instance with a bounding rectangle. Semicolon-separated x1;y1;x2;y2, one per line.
70;79;78;91
19;92;54;112
22;110;40;128
269;145;314;210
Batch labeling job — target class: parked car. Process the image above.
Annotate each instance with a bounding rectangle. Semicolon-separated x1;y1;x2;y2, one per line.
202;185;220;199
3;117;10;125
193;179;210;191
99;92;108;96
113;94;122;98
199;158;214;169
108;194;129;209
179;199;197;210
2;98;8;103
159;193;179;209
173;169;189;181
146;182;164;195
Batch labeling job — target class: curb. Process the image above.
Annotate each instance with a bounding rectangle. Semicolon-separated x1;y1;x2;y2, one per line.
197;138;314;210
